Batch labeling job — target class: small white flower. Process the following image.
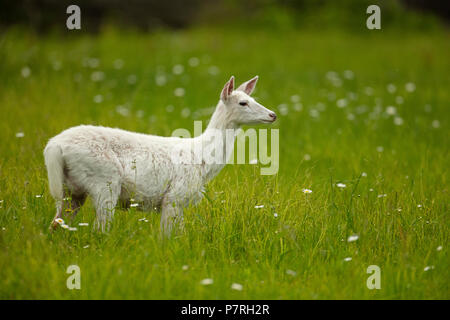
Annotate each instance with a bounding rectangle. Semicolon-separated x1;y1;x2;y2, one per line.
61;224;69;229
55;218;64;225
35;194;43;198
336;183;346;188
200;278;213;285
21;66;31;78
188;57;199;67
376;146;384;153
423;266;434;272
83;245;90;249
208;66;220;76
181;108;190;118
293;102;303;111
344;257;352;262
254;205;264;209
15;132;25;138
417;204;422;208
377;194;387;198
361;172;367;177
93;94;103;103
394;117;404;126
130;203;139;208
182;265;189;271
113;59;124;69
155;74;167;86
436;246;443;251
405;82;416;92
386;106;397;115
431;120;440;128
286;269;297;276
364;87;374;96
302;188;313;194
347;235;359;242
290;94;300;103
172;64;184;75
127;75;137;85
387;84;397;93
273;213;278;218
343;70;354;80
303;154;311;161
78;223;89;226
90;71;104;82
336;98;348;108
278;104;288;115
68;227;77;231
231;283;243;291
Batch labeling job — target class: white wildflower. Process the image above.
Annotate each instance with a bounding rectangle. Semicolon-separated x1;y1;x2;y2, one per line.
174;87;185;97
286;269;297;276
172;64;184;75
394;117;404;126
405;82;416;92
21;66;31;78
231;283;243;291
113;59;124;69
387;84;396;93
200;278;213;286
188;57;200;67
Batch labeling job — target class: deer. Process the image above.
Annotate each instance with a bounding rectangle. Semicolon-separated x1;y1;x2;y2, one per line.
44;76;277;236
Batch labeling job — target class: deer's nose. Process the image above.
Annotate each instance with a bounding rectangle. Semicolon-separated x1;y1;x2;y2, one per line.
269;112;277;121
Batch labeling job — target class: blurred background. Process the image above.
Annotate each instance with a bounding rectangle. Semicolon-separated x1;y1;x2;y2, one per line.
0;0;449;300
1;0;448;32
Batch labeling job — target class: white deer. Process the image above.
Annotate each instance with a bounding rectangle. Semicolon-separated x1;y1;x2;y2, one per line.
44;76;277;235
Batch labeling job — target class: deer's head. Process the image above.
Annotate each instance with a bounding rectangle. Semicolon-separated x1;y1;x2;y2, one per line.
220;76;277;125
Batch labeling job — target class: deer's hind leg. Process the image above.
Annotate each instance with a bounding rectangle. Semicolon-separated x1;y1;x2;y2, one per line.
90;180;120;233
50;191;87;230
65;193;87;220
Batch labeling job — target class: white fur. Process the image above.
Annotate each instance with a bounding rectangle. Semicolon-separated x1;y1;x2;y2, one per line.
44;76;276;235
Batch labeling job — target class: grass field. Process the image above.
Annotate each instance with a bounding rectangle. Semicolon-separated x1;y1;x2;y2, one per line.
0;25;448;299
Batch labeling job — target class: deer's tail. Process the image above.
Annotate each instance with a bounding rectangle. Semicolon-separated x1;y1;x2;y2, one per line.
44;143;64;200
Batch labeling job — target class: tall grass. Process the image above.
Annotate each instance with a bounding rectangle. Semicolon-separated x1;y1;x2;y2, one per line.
0;26;448;299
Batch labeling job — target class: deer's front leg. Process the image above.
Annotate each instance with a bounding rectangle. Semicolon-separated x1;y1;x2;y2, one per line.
160;201;184;237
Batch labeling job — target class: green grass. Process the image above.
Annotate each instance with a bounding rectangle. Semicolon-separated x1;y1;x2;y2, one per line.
0;25;448;299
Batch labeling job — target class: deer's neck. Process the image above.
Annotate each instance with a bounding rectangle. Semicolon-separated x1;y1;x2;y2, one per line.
197;101;239;182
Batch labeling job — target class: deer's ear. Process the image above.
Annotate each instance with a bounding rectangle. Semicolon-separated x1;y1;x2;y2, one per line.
221;76;235;102
237;76;258;95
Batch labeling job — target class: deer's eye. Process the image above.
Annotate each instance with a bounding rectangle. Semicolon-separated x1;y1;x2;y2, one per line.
239;101;248;106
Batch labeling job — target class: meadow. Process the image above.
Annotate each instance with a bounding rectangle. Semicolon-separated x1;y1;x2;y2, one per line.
0;25;448;299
